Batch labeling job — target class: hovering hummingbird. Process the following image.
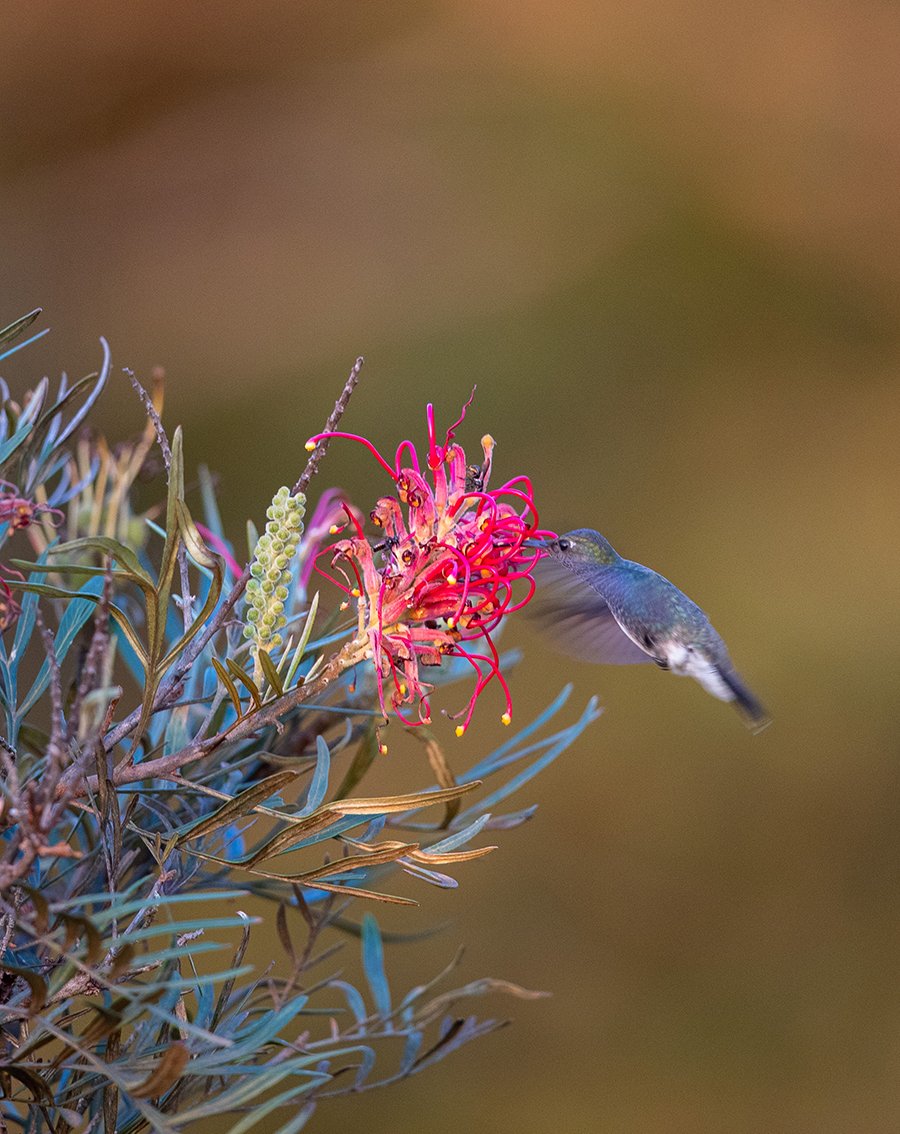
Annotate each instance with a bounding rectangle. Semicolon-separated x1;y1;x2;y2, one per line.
529;529;770;732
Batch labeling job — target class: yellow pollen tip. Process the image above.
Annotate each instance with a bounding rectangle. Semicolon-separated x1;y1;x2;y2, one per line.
304;439;316;451
455;725;465;738
379;743;389;756
398;682;407;695
501;712;512;726
446;617;456;629
351;587;361;598
447;574;457;584
339;600;349;611
329;524;340;535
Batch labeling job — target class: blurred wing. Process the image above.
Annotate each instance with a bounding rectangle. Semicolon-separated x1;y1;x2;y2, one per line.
528;557;653;665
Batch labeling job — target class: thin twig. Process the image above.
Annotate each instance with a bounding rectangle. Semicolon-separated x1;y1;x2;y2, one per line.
0;887;24;958
125;366;193;632
124;368;171;469
293;357;364;498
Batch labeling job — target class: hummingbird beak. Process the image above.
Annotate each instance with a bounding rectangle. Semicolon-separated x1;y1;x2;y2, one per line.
523;537;551;549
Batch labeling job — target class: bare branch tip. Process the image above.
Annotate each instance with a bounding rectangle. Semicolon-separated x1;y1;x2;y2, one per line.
292;354;367;498
124;366;171;468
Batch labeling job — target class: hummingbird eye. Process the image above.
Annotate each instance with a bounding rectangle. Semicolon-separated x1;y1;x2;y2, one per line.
557;538;571;551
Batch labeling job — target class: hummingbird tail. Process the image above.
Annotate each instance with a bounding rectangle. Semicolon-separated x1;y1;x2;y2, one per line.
718;667;772;734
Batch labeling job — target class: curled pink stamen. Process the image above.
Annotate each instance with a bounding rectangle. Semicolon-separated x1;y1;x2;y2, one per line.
307;430;397;478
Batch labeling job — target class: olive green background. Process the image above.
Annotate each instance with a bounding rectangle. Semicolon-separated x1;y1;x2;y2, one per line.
2;4;899;1131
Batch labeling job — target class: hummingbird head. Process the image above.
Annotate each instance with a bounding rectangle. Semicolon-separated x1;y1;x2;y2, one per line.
538;528;620;568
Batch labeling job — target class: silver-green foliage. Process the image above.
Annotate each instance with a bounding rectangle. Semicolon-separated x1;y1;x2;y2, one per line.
0;313;600;1133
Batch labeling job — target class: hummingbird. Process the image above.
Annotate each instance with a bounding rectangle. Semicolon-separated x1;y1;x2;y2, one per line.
529;529;770;732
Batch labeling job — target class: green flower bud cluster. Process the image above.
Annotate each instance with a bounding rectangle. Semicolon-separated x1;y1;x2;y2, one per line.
243;487;306;649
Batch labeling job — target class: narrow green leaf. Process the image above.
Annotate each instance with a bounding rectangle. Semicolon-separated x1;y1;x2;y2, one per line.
37;343;110;451
10;558;139;583
8;580;148;670
302;735;330;814
226;658;261;711
218;865;417;905
251;840;413;878
334;720;379;800
0;416;35;466
361;913;391;1019
18;376;50;425
284;592;319;689
221;1082;321;1134
0;308;41;348
245;518;259;557
129;1042;190;1099
175;498;217;570
19;885;50;934
275;903;296;965
59;912;104;963
332;782;480;816
47;535;155;589
154;425;185;657
211;656;242;718
257;648;284;698
176;770;301;845
241;810;344;866
167;1067;301;1124
0;325;50;366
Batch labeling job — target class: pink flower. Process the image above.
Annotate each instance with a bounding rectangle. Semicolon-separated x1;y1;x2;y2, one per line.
296;488;364;594
306;397;550;734
0;483;61;531
0;483;61;632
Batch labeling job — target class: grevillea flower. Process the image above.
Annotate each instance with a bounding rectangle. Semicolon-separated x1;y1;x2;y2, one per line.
305;397;551;735
0;483;62;532
0;484;62;631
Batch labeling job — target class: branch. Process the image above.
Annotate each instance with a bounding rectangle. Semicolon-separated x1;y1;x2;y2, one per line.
292;356;364;497
67;636;369;797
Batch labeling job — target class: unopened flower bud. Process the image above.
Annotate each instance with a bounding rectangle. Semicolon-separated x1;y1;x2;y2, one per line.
244;487;306;653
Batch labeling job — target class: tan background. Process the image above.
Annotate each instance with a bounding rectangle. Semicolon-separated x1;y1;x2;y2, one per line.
2;3;900;1131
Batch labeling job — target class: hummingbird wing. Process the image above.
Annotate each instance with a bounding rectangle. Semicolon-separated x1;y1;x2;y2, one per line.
529;557;654;665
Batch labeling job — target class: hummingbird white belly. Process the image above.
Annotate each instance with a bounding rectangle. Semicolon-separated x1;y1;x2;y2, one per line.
662;643;733;703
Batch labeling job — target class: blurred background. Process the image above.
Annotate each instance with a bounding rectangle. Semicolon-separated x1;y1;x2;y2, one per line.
2;2;899;1131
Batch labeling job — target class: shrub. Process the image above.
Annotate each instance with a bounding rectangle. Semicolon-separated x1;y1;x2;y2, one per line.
0;311;599;1133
